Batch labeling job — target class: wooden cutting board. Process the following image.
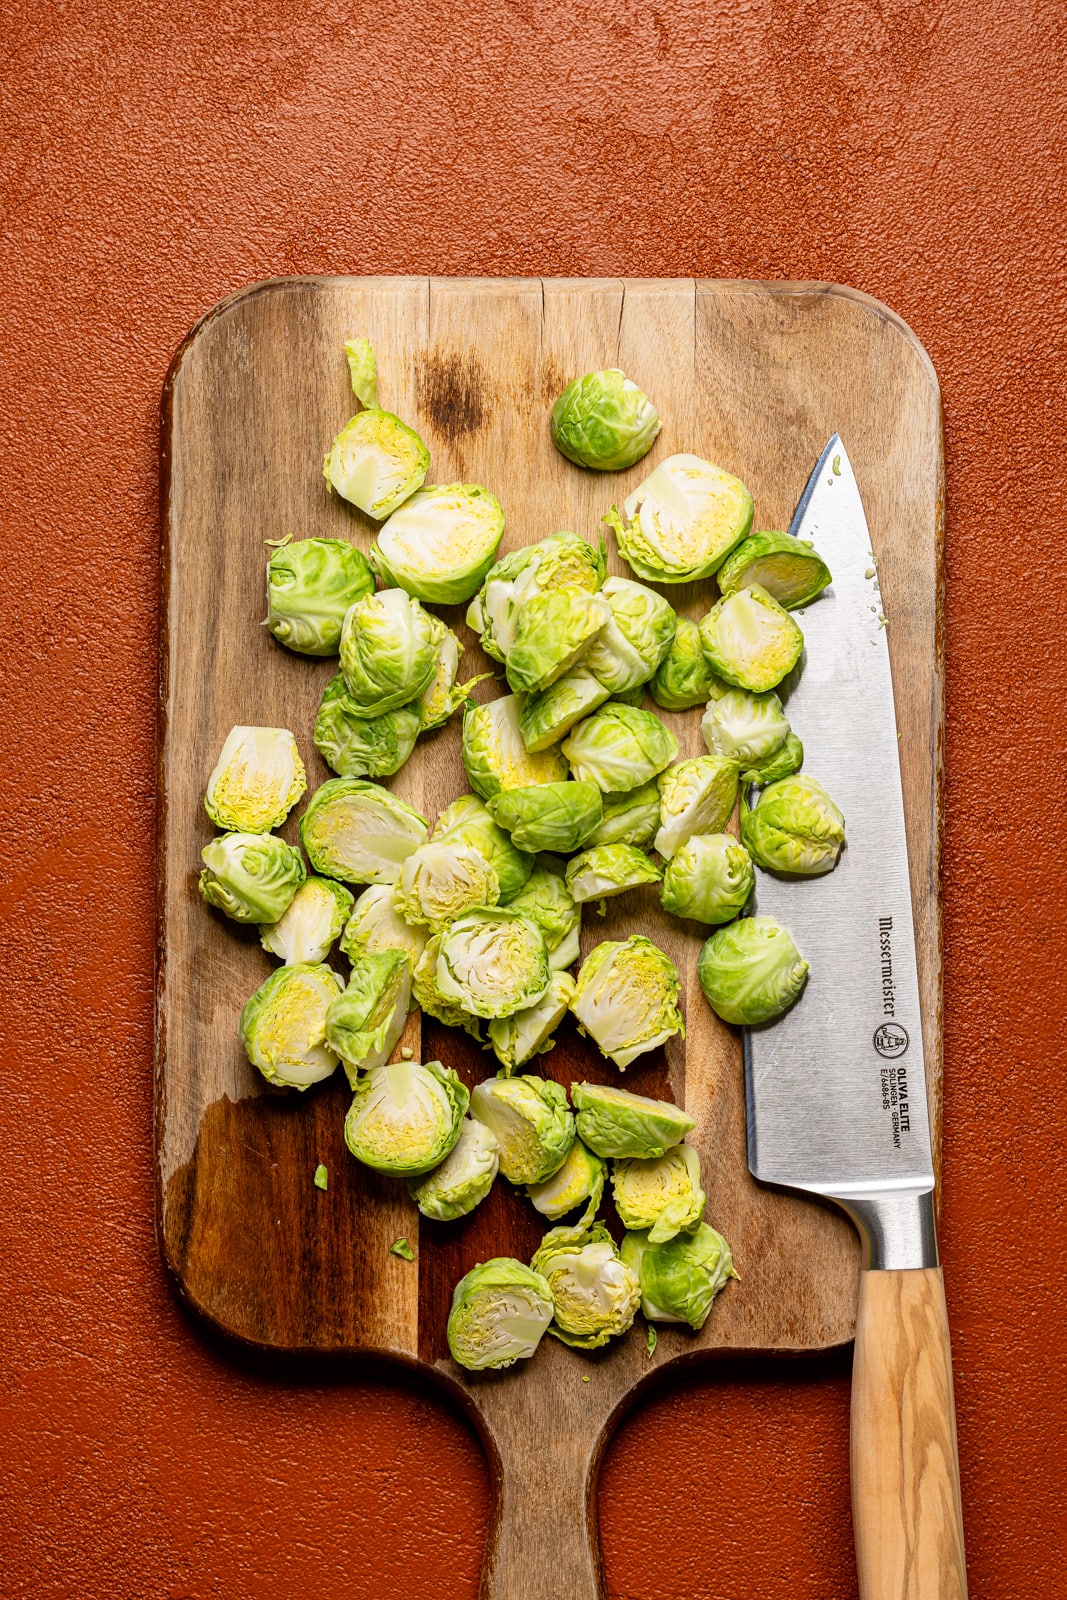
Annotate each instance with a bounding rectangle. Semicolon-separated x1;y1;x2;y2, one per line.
157;276;943;1600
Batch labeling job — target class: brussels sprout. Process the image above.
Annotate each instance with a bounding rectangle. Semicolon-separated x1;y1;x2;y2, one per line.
585;779;662;848
716;530;832;610
397;838;499;930
487;782;603;855
518;666;612;752
504;863;581;960
199;832;306;924
488;970;576;1074
299;778;428;885
204;726;307;834
505;587;611;695
412;932;483;1040
447;1258;555;1370
608;454;753;584
526;1139;606;1227
532;1222;641;1349
697;915;809;1025
344;336;379;407
469;1073;575;1184
698;584;804;694
419;616;492;731
431;793;535;903
620;1223;737;1328
266;537;376;657
313;675;421;779
344;1058;469;1176
654;755;739;859
371;484;505;605
239;962;344;1089
701;685;791;769
582;577;677;695
612;1145;706;1243
325;949;412;1083
550;369;661;471
435;907;551;1020
661;833;755;925
462;693;569;800
340;882;428;973
260;875;354;964
323;339;430;519
562;702;678;794
565;844;662;907
741;731;804;785
571;1082;694;1159
339;588;438;717
739;775;846;876
650;617;715;711
468;532;607;662
409;1117;500;1222
570;937;684;1070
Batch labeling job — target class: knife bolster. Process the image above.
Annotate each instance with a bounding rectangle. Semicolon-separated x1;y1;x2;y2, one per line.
835;1187;938;1271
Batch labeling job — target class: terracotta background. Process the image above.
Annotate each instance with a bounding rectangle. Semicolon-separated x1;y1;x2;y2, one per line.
2;0;1066;1594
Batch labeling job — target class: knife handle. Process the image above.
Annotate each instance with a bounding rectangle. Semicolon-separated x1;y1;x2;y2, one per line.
851;1266;968;1598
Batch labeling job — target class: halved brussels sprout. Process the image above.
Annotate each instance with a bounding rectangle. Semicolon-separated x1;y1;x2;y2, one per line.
739;775;845;876
323;338;430;519
199;832;306;924
716;530;832;610
266;537;376;657
344;1058;468;1175
447;1258;554;1371
371;483;505;605
468;532;607;662
565;844;662;906
608;454;753;583
488;970;576;1074
299;778;428;885
339;882;427;973
562;702;678;794
397;839;500;930
504;863;581;962
419;616;491;731
532;1222;641;1349
612;1145;706;1242
339;588;439;717
487;782;603;855
697;916;809;1025
431;793;535;903
698;584;803;693
701;684;791;769
409;1117;499;1222
654;755;739;859
550;369;661;471
620;1223;737;1328
435;908;550;1019
462;693;569;800
526;1138;605;1227
469;1073;575;1184
505;587;611;694
741;731;804;785
570;937;684;1070
204;726;307;834
413;932;483;1040
260;875;354;964
239;962;344;1089
571;1081;694;1159
313;674;421;779
518;666;611;752
582;576;677;695
650;617;715;711
661;833;755;925
585;779;662;848
325;949;411;1084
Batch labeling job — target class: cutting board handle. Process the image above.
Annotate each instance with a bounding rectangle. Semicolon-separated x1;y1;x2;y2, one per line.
851;1266;968;1598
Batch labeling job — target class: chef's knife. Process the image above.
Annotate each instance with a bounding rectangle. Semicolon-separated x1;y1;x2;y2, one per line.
745;436;967;1599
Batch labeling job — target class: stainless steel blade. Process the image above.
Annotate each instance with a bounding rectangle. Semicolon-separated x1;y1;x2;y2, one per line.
743;436;936;1267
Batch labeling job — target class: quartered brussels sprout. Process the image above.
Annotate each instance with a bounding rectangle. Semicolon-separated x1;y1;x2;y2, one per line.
701;684;791;769
467;532;606;663
654;755;740;859
397;839;500;930
488;970;576;1074
435;908;550;1020
300;778;428;885
620;1223;737;1328
570;937;684;1070
199;832;306;924
323;338;430;519
325;949;411;1083
585;779;661;848
608;454;754;584
431;792;535;903
487;781;603;855
698;584;804;694
505;864;582;969
526;1138;605;1227
518;666;611;752
409;1117;499;1222
741;731;804;786
650;617;715;711
239;962;344;1089
266;537;376;657
562;702;678;795
340;882;427;973
419;616;490;731
339;588;439;717
413;932;483;1040
204;726;307;834
582;576;677;695
532;1223;641;1349
698;915;809;1025
565;844;662;906
371;483;505;605
505;587;611;695
462;693;570;800
469;1074;575;1184
344;1058;468;1175
447;1258;555;1371
571;1082;694;1159
550;368;661;472
612;1144;706;1243
716;530;832;610
313;674;421;779
661;833;755;925
260;875;354;964
740;775;846;876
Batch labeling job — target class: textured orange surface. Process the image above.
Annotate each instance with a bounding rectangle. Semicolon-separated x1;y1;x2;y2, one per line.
2;2;1066;1596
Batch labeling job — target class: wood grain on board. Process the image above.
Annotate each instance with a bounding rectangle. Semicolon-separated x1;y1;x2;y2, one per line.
157;277;943;1600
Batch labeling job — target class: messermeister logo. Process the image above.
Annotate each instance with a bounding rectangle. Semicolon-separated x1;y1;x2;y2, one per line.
875;916;913;1147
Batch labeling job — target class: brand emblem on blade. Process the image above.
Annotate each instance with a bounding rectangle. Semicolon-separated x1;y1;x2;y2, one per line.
873;1022;910;1059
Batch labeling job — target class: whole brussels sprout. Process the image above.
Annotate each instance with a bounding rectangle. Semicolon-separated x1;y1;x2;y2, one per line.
468;532;606;663
562;702;678;794
550;369;661;471
655;755;739;859
300;778;428;885
585;779;661;848
620;1223;737;1328
504;864;581;964
469;1073;575;1184
431;792;535;903
446;1258;554;1370
325;949;412;1084
505;587;611;694
397;839;500;930
716;529;832;610
339;588;439;717
570;937;684;1070
532;1222;641;1349
741;731;804;786
199;832;306;924
565;844;662;906
487;781;603;855
607;454;753;583
344;1058;469;1176
462;694;569;800
698;584;803;694
518;666;611;752
697;916;809;1025
266;536;376;657
260;875;354;964
739;775;845;876
650;617;716;711
488;970;577;1074
435;908;551;1020
340;882;427;973
322;338;430;519
409;1116;499;1222
661;833;755;925
313;674;421;779
571;1081;694;1159
239;962;344;1089
526;1138;606;1228
701;684;791;769
582;576;677;695
204;726;307;834
412;932;483;1041
612;1144;706;1243
371;483;505;605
